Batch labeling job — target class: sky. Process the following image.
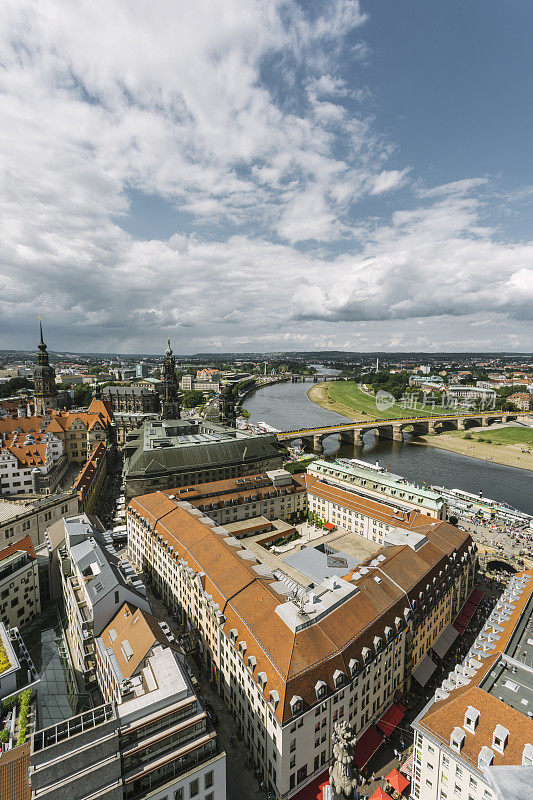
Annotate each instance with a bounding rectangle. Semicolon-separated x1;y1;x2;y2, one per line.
1;0;533;355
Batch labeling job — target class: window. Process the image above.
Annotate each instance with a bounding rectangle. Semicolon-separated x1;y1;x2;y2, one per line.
205;771;213;789
189;779;199;797
174;791;184;800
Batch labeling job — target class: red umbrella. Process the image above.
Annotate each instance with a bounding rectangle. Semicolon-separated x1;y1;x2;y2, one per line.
369;789;389;800
385;768;410;794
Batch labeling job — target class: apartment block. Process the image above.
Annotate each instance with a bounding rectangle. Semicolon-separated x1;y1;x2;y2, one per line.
126;490;475;799
165;469;306;525
58;515;150;690
411;571;533;800
29;621;226;800
0;536;41;630
307;459;447;521
0;491;78;548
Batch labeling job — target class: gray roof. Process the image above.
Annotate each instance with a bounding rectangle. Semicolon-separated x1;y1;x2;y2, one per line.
124;419;281;478
283;546;360;583
103;386;158;396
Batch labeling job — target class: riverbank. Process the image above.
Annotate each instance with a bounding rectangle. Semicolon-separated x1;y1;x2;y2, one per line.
416;431;533;472
306;383;365;421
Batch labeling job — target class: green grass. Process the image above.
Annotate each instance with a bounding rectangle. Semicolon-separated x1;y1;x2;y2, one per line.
463;427;533;446
0;643;10;674
322;381;452;420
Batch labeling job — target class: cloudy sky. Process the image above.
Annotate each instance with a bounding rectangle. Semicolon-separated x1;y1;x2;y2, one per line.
1;0;532;354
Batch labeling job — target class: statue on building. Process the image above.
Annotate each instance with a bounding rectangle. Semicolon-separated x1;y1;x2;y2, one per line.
33;317;58;416
328;721;359;799
219;382;236;428
161;338;181;420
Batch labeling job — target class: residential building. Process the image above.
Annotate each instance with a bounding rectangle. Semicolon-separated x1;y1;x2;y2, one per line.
135;362;149;378
102;386;160;414
29;640;226;800
122;418;282;499
307;459;447;521
411;570;533;800
180;374;221;393
73;442;107;513
0;491;78;548
0;536;41;630
58;515;150;690
0;431;64;495
167;469;306;525
507;392;533;411
0;408;109;466
126;492;475;798
446;386;497;407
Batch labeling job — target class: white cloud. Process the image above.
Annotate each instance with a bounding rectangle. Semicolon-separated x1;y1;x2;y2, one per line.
0;0;531;354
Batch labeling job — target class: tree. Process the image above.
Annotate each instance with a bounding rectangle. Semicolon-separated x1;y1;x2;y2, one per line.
0;377;33;398
448;515;459;526
182;390;204;408
73;384;93;406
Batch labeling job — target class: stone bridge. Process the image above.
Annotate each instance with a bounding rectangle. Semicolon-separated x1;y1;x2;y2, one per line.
285;374;355;383
276;411;530;453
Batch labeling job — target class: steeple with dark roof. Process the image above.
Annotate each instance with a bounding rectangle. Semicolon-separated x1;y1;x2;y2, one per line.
161;338;180;420
33;317;58;415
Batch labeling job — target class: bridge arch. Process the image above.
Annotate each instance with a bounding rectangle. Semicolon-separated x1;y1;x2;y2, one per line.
432;419;459;432
486;559;517;574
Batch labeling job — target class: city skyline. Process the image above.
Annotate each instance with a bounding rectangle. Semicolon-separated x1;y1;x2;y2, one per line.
1;1;533;354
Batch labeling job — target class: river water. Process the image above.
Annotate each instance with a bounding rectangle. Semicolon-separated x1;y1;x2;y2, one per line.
244;377;533;515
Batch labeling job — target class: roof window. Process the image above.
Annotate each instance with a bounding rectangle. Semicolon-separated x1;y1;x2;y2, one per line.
464;706;480;733
478;746;494;770
492;725;509;754
450;727;465;752
522;743;533;766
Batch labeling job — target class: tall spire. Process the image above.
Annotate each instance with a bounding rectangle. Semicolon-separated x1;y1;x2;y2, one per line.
161;338;180;420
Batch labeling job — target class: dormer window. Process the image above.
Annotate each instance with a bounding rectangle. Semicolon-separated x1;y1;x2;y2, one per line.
247;655;256;672
464;706;480;733
269;690;279;709
290;695;303;716
478;746;494;770
373;636;382;653
522;743;533;766
492;725;509;754
349;658;359;677
361;646;371;663
238;640;247;656
384;626;392;641
230;628;238;643
333;669;345;688
450;727;465;752
315;680;327;700
257;671;267;689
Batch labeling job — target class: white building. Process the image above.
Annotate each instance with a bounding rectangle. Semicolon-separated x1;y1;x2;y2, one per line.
0;535;41;630
411;570;533;800
0;431;63;495
126;489;475;799
58;514;150;690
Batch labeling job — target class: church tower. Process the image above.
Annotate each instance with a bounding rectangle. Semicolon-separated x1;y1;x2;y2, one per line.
219;383;236;428
161;338;181;420
34;318;58;416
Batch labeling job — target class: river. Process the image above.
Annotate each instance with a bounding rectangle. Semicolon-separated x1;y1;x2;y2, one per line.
243;377;533;516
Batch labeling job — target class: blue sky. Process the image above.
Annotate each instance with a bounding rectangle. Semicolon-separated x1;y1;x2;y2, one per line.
0;0;532;353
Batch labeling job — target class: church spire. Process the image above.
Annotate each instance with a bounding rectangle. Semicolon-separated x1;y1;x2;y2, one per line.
161;338;180;420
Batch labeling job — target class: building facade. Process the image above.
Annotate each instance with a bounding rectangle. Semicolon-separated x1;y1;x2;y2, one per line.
102;386;160;414
0;491;78;548
0;431;64;495
411;571;533;800
58;515;150;690
307;459;447;521
73;442;107;513
169;469;307;526
0;536;41;630
126;491;475;799
122;419;282;499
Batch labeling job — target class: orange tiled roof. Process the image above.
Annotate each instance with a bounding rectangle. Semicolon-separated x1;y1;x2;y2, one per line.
73;442;106;496
0;743;30;800
0;535;37;562
101;602;179;679
1;440;48;468
128;492;471;725
417;570;533;768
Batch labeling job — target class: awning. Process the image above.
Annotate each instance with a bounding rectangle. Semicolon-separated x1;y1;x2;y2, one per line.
412;653;438;687
376;702;406;737
432;624;459;659
385;768;410;794
400;752;414;779
370;789;389;800
353;725;383;769
291;770;330;800
453;587;484;633
324;522;335;531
